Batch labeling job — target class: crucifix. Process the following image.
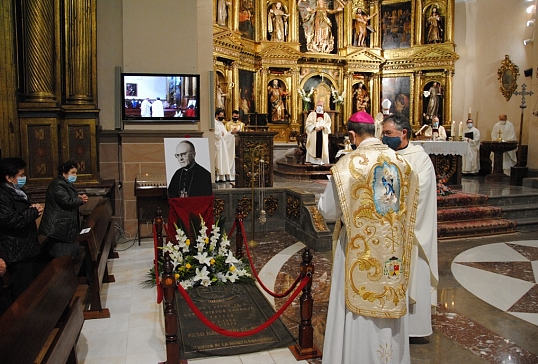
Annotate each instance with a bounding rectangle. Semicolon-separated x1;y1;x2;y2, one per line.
513;83;534;167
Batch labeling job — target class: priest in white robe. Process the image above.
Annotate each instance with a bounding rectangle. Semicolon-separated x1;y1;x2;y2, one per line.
463;118;481;174
318;111;419;364
305;101;331;165
214;109;235;182
491;114;517;175
382;115;438;339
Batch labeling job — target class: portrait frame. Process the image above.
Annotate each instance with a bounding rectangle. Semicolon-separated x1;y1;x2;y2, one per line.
381;1;413;50
497;55;520;101
126;83;137;97
164;138;211;187
381;74;413;122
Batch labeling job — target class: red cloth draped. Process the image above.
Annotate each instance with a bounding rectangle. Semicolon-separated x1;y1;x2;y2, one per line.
167;196;214;240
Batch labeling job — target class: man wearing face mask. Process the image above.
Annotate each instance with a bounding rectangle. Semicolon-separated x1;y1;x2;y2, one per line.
424;116;447;141
305;101;332;165
491;114;517;175
226;109;245;133
381;115;438;342
0;157;43;299
462;118;481;174
214;108;236;182
319;111;419;364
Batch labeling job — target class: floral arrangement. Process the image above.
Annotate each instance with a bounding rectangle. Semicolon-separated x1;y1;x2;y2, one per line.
298;87;314;103
144;215;252;289
436;173;454;196
331;87;346;106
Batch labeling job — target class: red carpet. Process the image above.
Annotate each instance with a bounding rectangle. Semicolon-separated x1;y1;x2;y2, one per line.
437;192;517;239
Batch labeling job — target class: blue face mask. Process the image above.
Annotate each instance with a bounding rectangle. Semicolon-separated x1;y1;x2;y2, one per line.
67;175;77;183
382;136;401;151
433;122;439;127
15;176;27;189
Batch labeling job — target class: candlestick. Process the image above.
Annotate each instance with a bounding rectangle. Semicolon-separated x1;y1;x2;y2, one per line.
468;107;471;115
459;121;463;139
451;121;455;139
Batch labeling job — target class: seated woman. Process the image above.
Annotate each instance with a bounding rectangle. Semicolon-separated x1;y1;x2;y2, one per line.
39;161;88;260
0;157;43;299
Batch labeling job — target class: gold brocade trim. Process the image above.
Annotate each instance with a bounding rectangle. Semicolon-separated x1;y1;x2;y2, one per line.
332;145;419;318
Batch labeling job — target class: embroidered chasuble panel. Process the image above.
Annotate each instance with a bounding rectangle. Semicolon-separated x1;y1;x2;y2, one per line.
332;147;419;318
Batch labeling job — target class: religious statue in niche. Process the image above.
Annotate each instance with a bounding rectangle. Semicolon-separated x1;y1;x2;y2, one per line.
298;0;343;53
353;8;377;47
352;82;370;113
423;81;443;120
268;79;289;122
426;6;443;44
216;0;231;27
216;83;227;110
268;2;289;42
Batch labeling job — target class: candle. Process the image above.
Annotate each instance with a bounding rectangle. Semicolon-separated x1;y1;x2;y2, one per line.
468;107;471;115
451;121;455;138
459;121;463;138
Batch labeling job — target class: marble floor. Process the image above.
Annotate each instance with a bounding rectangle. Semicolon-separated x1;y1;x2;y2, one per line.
76;175;538;364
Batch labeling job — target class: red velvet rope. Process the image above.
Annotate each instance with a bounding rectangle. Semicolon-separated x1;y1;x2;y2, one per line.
239;220;301;298
177;274;310;337
227;220;236;237
153;223;163;304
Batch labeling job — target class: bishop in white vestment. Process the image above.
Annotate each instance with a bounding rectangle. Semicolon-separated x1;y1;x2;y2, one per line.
319;111;419;364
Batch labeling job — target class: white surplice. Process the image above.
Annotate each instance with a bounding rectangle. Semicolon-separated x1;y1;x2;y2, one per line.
214;119;236;181
305;111;331;165
491;120;517;172
397;143;438;337
462;126;481;174
318;137;410;364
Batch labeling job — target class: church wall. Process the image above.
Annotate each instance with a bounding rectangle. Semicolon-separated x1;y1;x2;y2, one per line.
96;0;214;235
453;0;536;169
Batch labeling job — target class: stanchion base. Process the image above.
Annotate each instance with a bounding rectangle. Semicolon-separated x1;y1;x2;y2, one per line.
288;343;323;360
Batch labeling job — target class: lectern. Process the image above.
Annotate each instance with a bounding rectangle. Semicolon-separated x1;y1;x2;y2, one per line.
235;131;278;188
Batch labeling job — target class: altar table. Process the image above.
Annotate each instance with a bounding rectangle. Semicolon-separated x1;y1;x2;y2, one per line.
410;141;472;187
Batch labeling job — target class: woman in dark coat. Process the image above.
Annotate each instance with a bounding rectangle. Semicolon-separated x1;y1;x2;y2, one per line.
0;157;43;298
39;161;88;259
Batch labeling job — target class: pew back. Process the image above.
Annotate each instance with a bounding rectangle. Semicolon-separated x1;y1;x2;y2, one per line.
0;257;84;364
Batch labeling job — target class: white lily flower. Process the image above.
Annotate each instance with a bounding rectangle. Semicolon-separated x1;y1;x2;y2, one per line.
195;252;212;266
225;251;240;265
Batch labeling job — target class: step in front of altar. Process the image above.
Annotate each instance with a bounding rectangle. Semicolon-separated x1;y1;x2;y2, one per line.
437;192;517;239
274;160;331;180
488;193;538;232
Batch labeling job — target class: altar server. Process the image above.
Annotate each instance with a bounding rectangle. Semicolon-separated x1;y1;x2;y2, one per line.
491;114;517;175
462;118;481;174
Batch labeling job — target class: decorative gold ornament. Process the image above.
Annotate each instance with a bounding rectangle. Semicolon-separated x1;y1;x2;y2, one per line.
213;197;225;219
309;206;329;231
286;195;300;219
264;195;279;216
497;55;520;101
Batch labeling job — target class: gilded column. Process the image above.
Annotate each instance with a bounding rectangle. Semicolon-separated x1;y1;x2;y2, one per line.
445;69;454;124
21;0;57;103
446;0;454;44
414;71;423;127
259;67;269;113
371;73;381;116
65;0;96;105
415;0;423;45
290;67;300;128
232;62;240;112
288;0;298;43
345;70;353;125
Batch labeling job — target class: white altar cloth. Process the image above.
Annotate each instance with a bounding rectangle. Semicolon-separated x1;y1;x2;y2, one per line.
410;141;472;161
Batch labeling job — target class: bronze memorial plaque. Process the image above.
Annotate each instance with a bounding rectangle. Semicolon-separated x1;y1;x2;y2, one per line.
176;282;295;359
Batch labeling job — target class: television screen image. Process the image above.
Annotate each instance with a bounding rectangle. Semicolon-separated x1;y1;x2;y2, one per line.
122;73;200;122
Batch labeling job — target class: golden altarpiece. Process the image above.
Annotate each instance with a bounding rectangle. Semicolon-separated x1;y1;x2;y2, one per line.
0;1;99;183
213;0;458;142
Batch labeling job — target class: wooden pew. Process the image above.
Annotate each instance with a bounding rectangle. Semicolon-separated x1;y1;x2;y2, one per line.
0;257;84;364
77;198;117;319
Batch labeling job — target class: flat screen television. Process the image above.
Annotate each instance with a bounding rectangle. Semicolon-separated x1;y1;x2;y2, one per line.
121;73;200;122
